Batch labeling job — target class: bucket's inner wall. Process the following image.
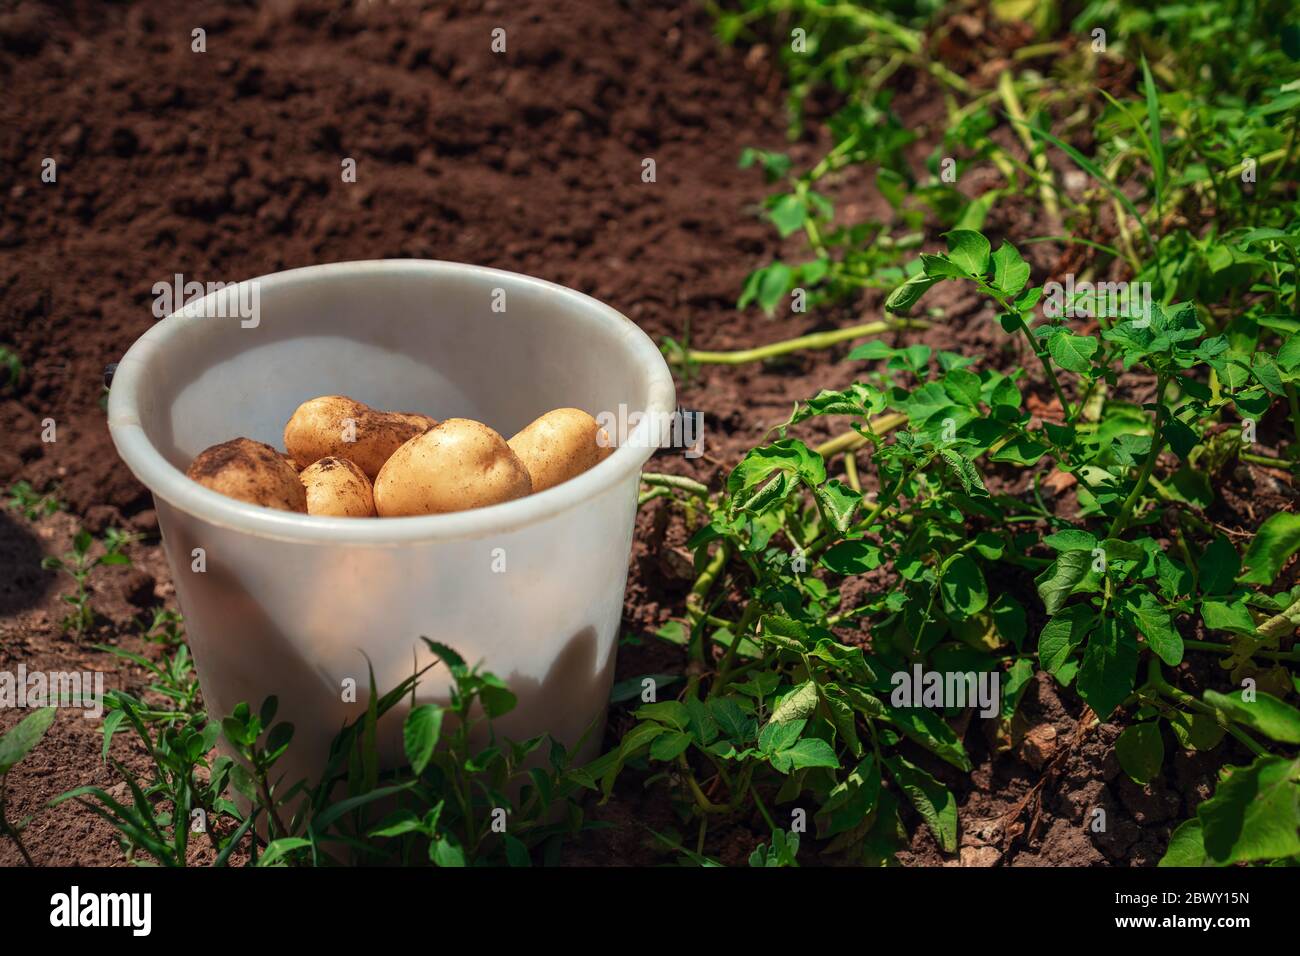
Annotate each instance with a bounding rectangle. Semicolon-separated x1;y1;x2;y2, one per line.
136;265;652;466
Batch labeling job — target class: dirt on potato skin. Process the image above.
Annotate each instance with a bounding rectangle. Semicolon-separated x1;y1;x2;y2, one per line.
0;0;1293;868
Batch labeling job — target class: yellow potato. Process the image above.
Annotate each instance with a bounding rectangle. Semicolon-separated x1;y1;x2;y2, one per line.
187;438;307;512
507;408;614;493
374;418;532;516
300;456;376;517
283;396;437;479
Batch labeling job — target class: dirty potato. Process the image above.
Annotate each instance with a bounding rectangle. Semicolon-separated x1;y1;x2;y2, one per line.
300;456;376;517
374;418;533;516
507;407;614;493
283;395;437;479
187;437;307;512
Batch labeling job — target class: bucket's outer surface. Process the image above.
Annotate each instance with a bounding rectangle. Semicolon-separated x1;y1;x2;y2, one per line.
108;260;676;791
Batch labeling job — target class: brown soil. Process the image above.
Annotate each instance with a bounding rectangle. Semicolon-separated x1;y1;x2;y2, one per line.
0;0;1292;868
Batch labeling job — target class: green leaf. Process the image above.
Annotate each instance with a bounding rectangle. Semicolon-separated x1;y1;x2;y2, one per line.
636;700;691;731
991;594;1027;648
1044;529;1097;552
939;553;988;620
816;755;880;838
100;708;125;763
756;263;793;313
989;435;1047;465
1139;54;1166;198
649;730;692;761
814;480;861;533
421;639;466;674
770;737;839;774
991;241;1030;296
0;707;56;773
771;681;819;724
1201;599;1257;636
727;440;825;501
883;706;972;771
1036;551;1093;615
1115;722;1164;785
944;229;991;277
1197;756;1300;864
1048;332;1099;373
1203;690;1300;744
1121;590;1183;666
709;698;755;744
820;540;882;574
1158;819;1210;867
885;271;941;315
431;836;467;867
1239;512;1300;585
1161;418;1198;460
503;834;531;867
942;368;983;407
258;837;313;866
403;704;442;776
1038;604;1095;675
1279;335;1300;373
1076;616;1137;720
939;449;988;496
1167;710;1225;752
758;717;804;756
768;194;807;238
1198;537;1240;595
886;755;958;853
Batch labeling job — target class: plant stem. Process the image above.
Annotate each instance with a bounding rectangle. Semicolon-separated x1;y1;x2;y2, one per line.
1182;639;1300;662
671;320;927;366
712;603;762;695
987;287;1074;418
1257;593;1300;641
814;413;908;459
641;473;710;498
686;543;731;696
843;451;861;492
254;758;290;842
1147;661;1267;758
1285;384;1300;453
998;71;1060;224
0;778;35;867
1107;374;1168;538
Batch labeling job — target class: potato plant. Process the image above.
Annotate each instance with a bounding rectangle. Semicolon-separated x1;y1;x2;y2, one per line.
615;0;1300;865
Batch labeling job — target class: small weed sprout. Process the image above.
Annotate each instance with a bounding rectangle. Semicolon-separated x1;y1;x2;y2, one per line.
0;708;57;866
6;481;62;521
41;528;135;636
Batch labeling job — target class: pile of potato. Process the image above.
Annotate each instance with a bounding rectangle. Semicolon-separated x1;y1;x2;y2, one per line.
184;395;613;517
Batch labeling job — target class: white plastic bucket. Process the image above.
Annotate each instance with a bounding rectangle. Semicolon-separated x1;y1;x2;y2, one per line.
107;260;676;789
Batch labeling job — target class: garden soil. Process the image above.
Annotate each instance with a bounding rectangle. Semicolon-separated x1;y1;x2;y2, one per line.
0;0;1285;866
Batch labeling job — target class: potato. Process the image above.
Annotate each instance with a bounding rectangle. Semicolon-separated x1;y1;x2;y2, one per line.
187;437;307;512
507;408;614;493
283;396;437;479
374;418;532;516
300;456;376;517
